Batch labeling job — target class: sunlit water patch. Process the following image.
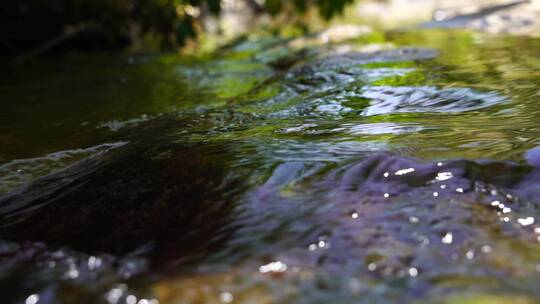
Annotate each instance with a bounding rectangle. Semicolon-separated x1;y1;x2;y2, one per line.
176;58;274;99
279;122;424;137
360;86;507;116
362;67;416;82
243;47;436;119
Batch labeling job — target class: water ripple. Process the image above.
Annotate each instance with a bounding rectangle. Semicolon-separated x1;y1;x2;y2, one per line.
360;86;507;116
0;142;126;196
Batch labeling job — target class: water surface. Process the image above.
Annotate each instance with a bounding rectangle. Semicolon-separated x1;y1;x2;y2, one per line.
1;29;540;303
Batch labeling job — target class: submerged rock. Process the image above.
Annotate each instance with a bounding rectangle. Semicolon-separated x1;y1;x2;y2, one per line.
147;149;540;303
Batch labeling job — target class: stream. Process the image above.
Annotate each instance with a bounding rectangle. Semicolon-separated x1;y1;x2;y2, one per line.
1;29;540;303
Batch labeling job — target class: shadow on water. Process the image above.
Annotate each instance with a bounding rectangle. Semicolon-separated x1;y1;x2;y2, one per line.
0;117;253;260
0;128;251;303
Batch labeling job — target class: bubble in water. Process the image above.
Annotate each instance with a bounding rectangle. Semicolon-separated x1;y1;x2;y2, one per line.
25;294;39;304
259;261;287;273
517;217;535;226
126;295;137;304
442;233;453;244
220;292;233;303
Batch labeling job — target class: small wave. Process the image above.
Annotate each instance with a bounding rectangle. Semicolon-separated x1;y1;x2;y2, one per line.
287;47;437;78
97;115;153;131
279;122;423;136
0;142;127;195
360;86;506;116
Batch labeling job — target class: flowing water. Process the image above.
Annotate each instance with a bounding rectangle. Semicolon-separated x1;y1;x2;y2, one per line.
1;29;540;303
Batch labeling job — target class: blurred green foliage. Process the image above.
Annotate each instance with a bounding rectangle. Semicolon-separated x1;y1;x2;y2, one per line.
264;0;353;19
2;0;220;52
1;0;354;56
263;0;354;18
